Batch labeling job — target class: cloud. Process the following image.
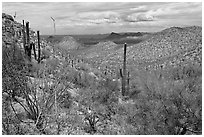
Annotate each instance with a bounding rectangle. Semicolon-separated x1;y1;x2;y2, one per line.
129;5;148;13
125;13;154;22
144;2;202;19
78;11;119;20
76;11;121;25
2;2;202;35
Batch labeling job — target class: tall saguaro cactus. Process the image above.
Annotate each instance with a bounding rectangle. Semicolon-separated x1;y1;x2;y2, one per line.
122;43;127;96
22;20;26;54
26;22;31;61
26;22;30;45
37;31;41;63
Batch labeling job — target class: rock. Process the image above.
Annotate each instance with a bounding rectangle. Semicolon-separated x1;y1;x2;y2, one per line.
2;13;14;21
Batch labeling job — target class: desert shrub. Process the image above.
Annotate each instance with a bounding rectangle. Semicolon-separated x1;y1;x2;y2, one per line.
3;42;76;135
165;62;202;80
2;44;28;95
75;62;90;72
58;91;72;109
125;66;202;135
41;48;51;60
2;43;46;135
43;57;60;75
75;85;120;134
92;87;119;105
182;63;202;78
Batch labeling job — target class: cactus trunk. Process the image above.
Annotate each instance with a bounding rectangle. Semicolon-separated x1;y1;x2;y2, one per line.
127;71;130;95
32;42;37;60
22;20;26;54
122;43;127;96
37;31;41;63
26;22;31;61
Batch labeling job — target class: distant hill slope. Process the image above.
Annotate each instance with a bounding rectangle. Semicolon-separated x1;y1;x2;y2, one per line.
78;41;119;67
57;36;82;50
79;26;202;77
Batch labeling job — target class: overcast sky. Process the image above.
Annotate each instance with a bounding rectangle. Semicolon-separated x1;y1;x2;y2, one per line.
2;2;202;35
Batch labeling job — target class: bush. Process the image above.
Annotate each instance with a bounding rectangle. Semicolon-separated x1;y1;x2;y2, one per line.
124;66;202;135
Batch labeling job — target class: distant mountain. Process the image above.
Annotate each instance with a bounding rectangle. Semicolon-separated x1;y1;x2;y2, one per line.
122;32;144;37
105;32;123;39
105;31;148;40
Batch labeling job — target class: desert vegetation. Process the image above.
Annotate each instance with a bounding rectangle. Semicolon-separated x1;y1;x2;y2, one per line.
2;13;202;135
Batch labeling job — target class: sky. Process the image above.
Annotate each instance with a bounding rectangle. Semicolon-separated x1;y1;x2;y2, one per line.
2;2;202;35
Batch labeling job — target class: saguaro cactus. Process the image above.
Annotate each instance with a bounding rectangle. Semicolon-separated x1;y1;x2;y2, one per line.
71;60;74;68
37;31;41;63
122;43;127;96
127;71;130;95
25;22;31;61
32;42;37;60
119;68;123;78
22;20;26;54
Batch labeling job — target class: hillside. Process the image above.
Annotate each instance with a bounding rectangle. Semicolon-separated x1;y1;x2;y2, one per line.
79;26;202;77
